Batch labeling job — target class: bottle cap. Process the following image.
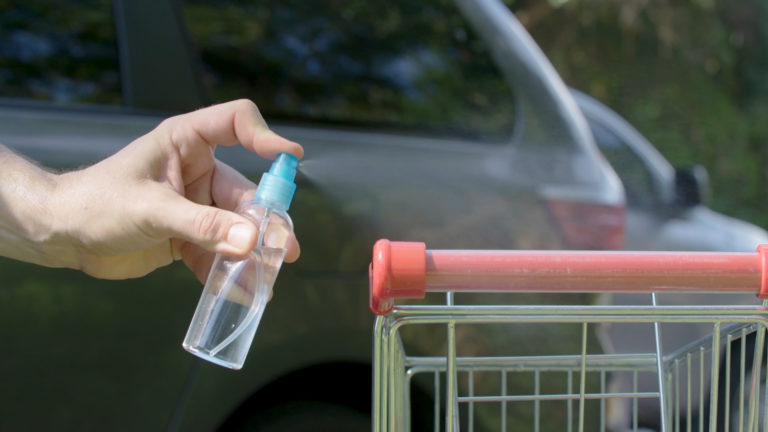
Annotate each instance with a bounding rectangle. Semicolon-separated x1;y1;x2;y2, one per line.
254;153;298;211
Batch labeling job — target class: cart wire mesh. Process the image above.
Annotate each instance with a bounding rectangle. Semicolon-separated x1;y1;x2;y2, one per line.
374;294;768;431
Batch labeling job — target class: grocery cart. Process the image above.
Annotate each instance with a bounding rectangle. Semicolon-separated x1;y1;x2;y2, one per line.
369;240;768;432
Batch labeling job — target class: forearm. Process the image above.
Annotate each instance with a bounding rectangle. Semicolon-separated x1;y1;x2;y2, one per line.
0;144;77;268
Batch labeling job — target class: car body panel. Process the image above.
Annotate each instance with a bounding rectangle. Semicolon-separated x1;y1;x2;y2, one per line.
114;0;206;110
0;102;160;166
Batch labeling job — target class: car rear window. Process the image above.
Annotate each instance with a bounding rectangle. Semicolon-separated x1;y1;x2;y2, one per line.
0;1;121;105
183;0;516;142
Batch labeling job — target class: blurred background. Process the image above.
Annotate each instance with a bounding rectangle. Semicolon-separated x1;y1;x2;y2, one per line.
521;0;768;228
2;0;765;228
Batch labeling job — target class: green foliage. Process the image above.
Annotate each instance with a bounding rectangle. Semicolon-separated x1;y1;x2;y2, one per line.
183;0;516;141
520;0;768;227
0;0;121;104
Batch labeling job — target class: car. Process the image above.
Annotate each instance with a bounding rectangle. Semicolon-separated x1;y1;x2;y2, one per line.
0;0;763;431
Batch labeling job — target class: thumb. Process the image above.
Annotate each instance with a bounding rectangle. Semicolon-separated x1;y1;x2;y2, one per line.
153;194;257;256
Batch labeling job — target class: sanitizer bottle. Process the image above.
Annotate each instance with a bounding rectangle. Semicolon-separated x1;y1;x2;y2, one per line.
183;152;298;369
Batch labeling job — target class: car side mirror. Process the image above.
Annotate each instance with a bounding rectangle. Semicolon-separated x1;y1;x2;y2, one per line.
675;165;711;207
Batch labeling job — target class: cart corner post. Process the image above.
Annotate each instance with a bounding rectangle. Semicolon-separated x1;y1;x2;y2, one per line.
369;239;427;315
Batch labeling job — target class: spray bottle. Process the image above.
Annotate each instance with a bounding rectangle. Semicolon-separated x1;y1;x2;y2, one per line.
183;152;298;369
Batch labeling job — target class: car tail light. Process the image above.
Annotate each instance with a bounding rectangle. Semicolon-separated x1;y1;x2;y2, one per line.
545;200;625;250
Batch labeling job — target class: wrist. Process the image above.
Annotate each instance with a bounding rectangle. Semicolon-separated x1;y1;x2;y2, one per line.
0;147;80;269
42;171;82;269
18;169;80;269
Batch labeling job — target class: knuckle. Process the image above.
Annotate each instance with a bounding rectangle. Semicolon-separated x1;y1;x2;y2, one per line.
234;99;264;124
234;98;258;112
158;116;180;136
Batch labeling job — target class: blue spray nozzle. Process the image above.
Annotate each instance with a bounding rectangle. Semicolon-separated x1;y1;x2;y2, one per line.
269;152;299;181
254;153;298;211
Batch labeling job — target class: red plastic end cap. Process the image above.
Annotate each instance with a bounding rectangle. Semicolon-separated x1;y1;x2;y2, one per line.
369;239;427;315
758;245;768;299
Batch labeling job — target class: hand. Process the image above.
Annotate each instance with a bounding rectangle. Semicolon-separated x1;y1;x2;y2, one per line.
48;100;303;280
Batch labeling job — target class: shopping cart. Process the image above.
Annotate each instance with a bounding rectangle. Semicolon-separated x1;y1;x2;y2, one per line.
370;240;768;432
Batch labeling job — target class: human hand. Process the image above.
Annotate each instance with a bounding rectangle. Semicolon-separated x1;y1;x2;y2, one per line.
50;100;303;280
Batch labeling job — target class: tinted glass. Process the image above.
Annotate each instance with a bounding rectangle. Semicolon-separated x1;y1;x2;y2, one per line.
0;1;120;105
183;0;516;141
591;120;658;209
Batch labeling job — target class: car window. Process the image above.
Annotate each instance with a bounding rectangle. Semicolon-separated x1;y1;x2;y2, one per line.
0;1;121;105
590;119;658;210
182;0;516;142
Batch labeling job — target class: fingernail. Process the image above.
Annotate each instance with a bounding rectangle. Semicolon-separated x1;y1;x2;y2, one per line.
226;224;255;253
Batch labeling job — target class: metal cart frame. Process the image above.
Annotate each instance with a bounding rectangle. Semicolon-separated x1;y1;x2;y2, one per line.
369;240;768;432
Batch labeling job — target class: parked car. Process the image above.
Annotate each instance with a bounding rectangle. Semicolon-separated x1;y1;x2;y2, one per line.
0;0;764;431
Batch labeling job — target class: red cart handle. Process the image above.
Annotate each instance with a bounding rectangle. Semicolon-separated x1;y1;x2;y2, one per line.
369;239;768;315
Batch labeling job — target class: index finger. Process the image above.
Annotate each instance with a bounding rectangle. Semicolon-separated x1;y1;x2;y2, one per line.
167;99;304;160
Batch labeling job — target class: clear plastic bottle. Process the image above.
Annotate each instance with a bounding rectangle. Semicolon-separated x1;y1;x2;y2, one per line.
182;153;298;369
